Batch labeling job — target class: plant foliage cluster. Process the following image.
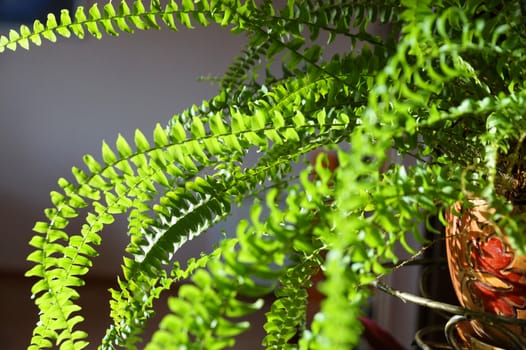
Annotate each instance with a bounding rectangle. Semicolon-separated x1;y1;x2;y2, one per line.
2;0;526;349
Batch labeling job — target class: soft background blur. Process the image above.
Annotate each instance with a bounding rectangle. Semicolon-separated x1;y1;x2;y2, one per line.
0;2;429;349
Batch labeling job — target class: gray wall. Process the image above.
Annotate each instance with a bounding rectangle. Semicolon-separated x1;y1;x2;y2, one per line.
0;25;246;276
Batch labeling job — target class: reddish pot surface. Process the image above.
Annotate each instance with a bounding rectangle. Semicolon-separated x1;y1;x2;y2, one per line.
446;199;526;347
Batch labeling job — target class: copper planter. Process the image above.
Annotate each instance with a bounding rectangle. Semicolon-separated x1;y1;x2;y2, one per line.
446;199;526;348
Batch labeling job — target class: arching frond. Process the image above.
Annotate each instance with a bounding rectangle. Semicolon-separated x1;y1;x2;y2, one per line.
0;0;250;52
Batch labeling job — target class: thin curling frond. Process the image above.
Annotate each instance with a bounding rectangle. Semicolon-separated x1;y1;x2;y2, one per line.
217;0;400;104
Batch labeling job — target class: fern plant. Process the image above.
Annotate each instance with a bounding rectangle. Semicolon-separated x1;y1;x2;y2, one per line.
3;0;526;349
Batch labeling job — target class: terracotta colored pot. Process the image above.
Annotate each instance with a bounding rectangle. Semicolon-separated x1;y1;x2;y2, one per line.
446;199;526;348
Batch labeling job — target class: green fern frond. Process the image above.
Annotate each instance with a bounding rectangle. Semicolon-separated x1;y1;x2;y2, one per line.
97;70;363;348
114;60;392;346
103;151;314;348
21;3;398;346
263;258;319;349
27;46;370;345
26;116;248;348
0;0;250;52
219;40;270;92
145;242;266;350
144;178;326;349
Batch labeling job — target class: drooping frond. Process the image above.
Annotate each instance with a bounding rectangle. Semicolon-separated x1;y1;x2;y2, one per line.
0;0;255;52
101;66;376;348
25;39;391;347
145;263;265;350
143;176;328;349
